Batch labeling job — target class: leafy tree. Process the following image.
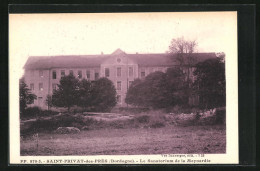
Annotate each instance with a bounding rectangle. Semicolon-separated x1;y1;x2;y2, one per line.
126;73;169;108
126;70;188;109
142;72;171;109
19;78;37;114
125;79;144;106
168;37;199;107
52;74;79;112
165;67;189;106
193;57;225;109
78;79;92;111
90;77;117;112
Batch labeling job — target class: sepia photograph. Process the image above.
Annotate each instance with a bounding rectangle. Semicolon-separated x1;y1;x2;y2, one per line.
9;12;238;164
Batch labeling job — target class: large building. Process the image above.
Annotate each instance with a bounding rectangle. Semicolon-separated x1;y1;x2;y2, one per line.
23;49;217;109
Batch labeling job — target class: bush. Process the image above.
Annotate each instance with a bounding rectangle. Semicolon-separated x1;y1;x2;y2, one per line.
149;122;165;128
21;107;42;119
21;114;87;134
41;110;59;116
215;107;226;124
21;107;59;120
136;115;150;123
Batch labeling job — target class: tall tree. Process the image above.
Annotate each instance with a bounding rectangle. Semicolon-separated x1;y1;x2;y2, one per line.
90;77;117;112
165;67;189;106
142;72;171;109
78;79;92;111
126;70;188;108
52;74;79;112
193;56;226;109
168;37;197;78
168;37;198;105
19;78;37;114
125;79;144;107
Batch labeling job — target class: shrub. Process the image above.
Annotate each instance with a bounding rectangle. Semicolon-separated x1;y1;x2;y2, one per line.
21;107;59;120
136;115;150;123
41;110;59;116
21;107;42;119
215;107;226;124
149;122;165;128
115;107;150;114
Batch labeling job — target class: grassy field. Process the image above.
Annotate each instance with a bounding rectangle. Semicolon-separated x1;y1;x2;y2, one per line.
21;124;225;156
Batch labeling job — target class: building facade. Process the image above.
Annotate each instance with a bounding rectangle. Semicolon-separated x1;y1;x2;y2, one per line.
23;49;217;109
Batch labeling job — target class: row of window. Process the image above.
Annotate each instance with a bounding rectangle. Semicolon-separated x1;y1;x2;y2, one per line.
30;81;134;92
104;67;134;78
30;83;58;92
31;67;165;79
140;67;166;78
52;70;99;80
31;70;99;80
116;81;134;90
30;83;43;91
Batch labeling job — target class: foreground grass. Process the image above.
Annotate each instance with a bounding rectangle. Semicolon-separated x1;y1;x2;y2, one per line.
21;125;225;155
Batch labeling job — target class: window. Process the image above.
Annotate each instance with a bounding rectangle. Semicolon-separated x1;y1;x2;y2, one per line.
52;71;56;79
38;97;43;104
30;83;34;90
52;84;57;91
117;67;121;77
117;95;121;104
129;81;133;87
105;68;110;77
39;83;43;91
61;70;65;77
39;70;43;77
141;71;145;78
86;70;90;79
129;67;133;77
95;72;99;80
69;70;74;75
117;81;121;90
78;70;82;79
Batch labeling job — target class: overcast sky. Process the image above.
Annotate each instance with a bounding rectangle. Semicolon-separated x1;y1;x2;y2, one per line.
9;12;237;77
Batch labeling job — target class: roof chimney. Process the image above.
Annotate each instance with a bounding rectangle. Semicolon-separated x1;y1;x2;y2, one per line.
101;52;103;55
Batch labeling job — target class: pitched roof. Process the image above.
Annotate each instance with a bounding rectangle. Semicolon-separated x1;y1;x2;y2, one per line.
24;55;108;70
111;48;126;55
24;51;217;70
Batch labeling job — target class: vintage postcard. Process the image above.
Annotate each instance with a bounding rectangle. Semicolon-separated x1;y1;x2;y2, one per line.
9;12;238;164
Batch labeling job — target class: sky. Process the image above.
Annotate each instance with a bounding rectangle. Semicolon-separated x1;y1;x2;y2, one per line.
9;12;237;77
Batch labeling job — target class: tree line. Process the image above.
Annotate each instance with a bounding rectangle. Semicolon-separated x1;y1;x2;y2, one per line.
20;75;117;114
126;37;225;109
125;57;225;109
